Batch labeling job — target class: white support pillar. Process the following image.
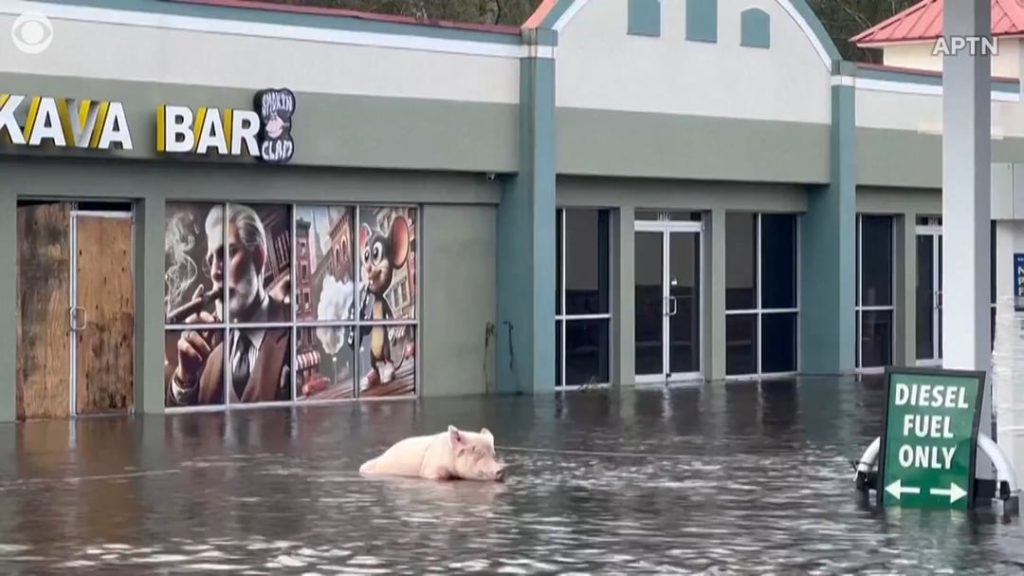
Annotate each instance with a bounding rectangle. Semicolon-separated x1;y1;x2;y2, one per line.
943;0;993;479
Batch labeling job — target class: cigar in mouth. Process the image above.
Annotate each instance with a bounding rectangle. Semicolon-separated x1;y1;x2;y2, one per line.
167;288;221;324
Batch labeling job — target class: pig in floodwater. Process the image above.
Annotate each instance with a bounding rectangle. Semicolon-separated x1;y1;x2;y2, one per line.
359;425;507;482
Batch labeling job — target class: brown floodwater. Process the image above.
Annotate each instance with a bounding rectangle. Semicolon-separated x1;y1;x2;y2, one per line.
0;375;1019;574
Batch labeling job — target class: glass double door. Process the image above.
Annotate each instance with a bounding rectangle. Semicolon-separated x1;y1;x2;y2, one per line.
916;225;942;365
634;221;702;383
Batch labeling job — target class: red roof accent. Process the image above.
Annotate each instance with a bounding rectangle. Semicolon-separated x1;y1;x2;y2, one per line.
852;0;1024;46
168;0;523;36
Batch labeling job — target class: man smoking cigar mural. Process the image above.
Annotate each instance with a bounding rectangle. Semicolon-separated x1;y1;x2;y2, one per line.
164;203;291;406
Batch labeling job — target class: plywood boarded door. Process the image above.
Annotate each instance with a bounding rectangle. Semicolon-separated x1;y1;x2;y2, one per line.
17;202;72;420
74;213;134;415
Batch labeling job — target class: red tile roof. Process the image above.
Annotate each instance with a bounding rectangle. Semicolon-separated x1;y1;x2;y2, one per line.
852;0;1024;46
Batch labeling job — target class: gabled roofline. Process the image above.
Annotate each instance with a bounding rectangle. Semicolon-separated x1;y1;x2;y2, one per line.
523;0;841;70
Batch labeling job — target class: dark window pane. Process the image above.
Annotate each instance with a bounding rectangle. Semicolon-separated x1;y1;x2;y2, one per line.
992;306;996;351
761;214;797;309
761;312;797;373
670;211;702;221
855;219;860;307
669;231;701;374
555;321;563;387
726;213;757;310
861;215;893;307
992;221;997;304
635;210;661;221
916;234;935;361
855;311;861;368
726;314;757;376
565;209;610;315
565;319;610;385
635;231;664;376
860;310;893;368
556;210;562;315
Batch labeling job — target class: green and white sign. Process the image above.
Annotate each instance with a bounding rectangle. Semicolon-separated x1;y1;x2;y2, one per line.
877;367;986;509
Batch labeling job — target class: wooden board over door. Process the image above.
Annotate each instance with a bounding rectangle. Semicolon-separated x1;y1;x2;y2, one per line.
75;214;134;415
17;203;72;420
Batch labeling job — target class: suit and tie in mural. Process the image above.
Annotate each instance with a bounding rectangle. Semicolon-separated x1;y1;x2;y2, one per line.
163;202;417;408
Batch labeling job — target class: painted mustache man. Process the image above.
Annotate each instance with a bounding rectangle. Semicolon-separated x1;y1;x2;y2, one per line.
165;204;291;405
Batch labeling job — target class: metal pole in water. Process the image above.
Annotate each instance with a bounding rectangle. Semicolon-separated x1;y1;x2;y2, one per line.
942;0;993;485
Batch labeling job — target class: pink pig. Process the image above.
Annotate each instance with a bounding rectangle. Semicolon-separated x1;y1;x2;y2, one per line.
359;425;507;482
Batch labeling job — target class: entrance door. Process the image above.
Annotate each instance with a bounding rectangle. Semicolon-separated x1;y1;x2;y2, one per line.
635;217;702;383
15;202;134;420
71;209;135;415
916;224;942;366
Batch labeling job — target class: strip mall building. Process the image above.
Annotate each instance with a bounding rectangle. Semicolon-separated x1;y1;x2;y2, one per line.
0;0;1018;421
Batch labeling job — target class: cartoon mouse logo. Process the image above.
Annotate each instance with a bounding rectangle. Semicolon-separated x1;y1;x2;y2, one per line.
359;215;412;388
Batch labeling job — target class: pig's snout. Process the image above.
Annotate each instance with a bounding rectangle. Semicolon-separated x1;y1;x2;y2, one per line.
493;462;508;482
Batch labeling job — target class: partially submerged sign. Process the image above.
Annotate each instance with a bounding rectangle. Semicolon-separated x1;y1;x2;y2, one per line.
877;367;986;509
1015;253;1024;311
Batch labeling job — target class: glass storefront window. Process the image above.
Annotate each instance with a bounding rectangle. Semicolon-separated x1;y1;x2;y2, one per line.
555;208;612;387
855;214;894;369
163;202;418;409
725;212;799;376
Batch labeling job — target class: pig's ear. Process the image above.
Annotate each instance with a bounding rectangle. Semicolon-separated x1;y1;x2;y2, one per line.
480;427;493;438
448;425;465;446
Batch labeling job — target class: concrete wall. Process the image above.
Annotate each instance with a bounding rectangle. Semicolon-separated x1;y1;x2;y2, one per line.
553;0;832;183
555;0;831;123
0;71;518;173
421;204;497;396
0;7;520;104
856;86;1024;188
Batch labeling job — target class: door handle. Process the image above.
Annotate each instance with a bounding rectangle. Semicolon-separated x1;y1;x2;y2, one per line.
668;296;678;316
69;307;87;332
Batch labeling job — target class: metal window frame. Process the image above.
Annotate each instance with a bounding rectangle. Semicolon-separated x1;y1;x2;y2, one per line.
854;214;896;373
556;207;615;389
633;211;705;384
724;212;802;381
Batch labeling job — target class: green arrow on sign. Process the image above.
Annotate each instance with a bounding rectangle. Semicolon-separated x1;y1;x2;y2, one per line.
876;367;986;509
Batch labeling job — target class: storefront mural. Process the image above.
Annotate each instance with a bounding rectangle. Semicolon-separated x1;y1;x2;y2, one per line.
163;203;417;409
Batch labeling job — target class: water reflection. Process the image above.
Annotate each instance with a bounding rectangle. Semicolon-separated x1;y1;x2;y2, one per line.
0;376;1018;573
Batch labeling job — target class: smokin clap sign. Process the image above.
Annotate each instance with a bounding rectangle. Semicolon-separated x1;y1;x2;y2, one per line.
877;368;986;509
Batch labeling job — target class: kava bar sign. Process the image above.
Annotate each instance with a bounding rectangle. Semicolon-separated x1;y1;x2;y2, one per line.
0;88;294;164
877;367;986;509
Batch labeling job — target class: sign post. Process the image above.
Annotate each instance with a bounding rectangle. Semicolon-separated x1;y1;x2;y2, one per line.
877;367;986;509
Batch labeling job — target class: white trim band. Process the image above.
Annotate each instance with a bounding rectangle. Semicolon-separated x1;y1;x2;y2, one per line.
851;76;1021;102
0;0;527;58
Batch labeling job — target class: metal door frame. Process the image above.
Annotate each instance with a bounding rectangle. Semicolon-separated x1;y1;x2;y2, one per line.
916;224;942;367
634;217;704;384
69;206;135;417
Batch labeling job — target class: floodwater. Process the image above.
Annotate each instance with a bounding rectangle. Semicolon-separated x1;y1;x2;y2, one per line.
0;376;1021;574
